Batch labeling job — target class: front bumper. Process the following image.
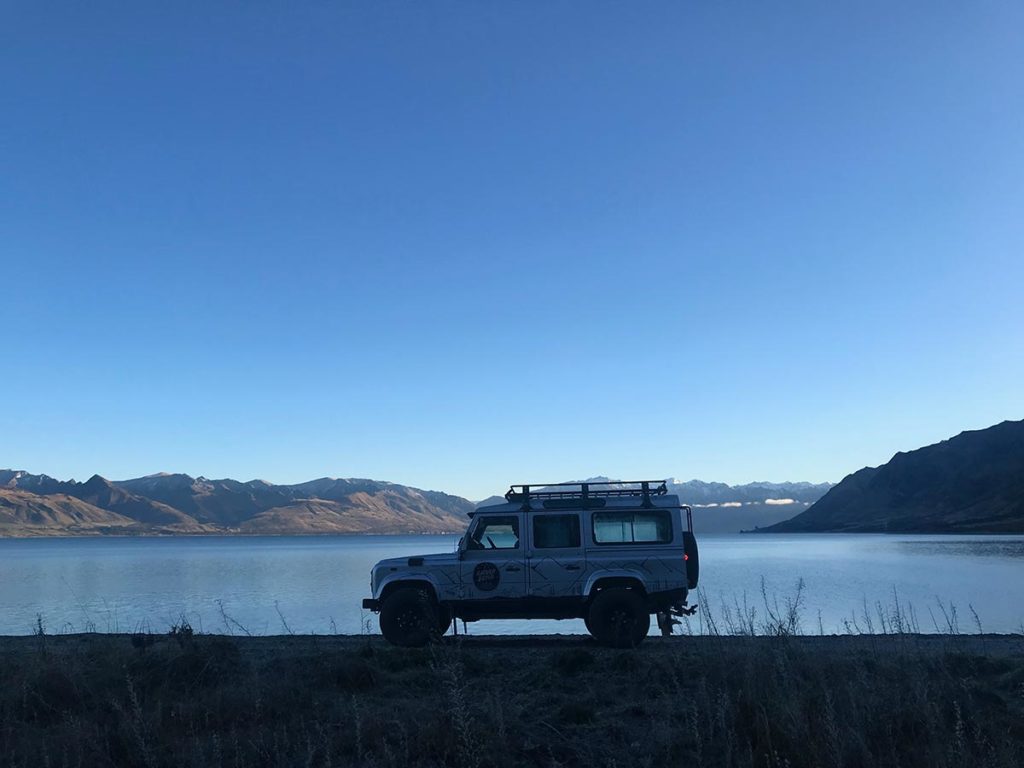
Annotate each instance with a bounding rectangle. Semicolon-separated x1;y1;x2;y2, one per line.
362;598;380;611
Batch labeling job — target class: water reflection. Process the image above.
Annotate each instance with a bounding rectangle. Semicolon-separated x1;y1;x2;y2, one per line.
896;539;1024;559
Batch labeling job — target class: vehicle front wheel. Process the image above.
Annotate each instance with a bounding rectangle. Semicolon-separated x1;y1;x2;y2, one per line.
379;588;439;647
587;588;650;648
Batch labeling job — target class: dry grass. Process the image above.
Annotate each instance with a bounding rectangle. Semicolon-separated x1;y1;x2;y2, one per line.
0;630;1022;768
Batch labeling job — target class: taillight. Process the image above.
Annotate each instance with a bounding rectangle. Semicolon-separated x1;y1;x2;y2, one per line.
682;531;699;589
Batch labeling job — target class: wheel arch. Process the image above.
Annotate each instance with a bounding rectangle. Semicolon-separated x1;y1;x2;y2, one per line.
585;573;648;600
379;578;439;603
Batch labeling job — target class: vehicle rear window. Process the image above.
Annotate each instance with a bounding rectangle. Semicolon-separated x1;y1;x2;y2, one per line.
533;514;581;549
592;510;672;544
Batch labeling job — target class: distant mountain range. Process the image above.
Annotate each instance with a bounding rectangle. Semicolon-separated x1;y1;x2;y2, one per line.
759;419;1024;533
0;470;831;537
0;472;474;536
668;478;832;532
479;478;833;534
12;415;1022;538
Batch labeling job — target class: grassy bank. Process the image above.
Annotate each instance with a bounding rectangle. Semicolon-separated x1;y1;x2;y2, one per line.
2;633;1023;767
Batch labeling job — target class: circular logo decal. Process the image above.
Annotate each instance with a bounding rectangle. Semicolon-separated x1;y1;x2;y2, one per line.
473;562;500;592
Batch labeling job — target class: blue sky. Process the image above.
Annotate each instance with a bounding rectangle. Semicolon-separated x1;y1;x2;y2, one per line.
2;1;1022;500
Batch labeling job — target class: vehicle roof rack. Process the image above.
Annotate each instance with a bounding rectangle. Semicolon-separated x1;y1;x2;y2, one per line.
505;480;668;508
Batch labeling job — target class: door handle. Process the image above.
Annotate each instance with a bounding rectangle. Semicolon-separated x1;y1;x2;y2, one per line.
565;565;581;571
505;565;522;572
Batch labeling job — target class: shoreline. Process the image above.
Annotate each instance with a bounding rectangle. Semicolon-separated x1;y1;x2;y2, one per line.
5;630;1024;649
3;529;1024;539
0;529;466;539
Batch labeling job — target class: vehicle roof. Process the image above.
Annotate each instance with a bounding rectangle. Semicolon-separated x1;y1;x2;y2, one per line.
471;493;683;516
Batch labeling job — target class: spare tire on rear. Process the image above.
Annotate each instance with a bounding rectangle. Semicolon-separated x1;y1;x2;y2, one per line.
379;588;439;647
587;587;650;648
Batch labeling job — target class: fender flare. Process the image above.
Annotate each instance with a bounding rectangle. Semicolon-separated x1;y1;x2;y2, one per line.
583;569;649;599
375;573;442;602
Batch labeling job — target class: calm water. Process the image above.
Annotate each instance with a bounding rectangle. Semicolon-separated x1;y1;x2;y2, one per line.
1;534;1021;636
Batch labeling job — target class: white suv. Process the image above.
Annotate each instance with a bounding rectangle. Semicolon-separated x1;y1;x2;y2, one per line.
363;480;699;647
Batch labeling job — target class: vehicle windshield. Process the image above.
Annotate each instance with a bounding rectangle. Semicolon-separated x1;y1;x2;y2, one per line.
466;515;520;550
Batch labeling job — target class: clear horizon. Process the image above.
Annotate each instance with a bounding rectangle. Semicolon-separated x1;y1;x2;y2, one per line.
3;2;1022;501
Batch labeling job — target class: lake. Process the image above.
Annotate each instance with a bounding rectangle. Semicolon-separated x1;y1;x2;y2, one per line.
1;534;1022;636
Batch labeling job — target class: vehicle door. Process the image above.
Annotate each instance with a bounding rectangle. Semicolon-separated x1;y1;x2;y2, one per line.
527;512;586;598
460;514;527;600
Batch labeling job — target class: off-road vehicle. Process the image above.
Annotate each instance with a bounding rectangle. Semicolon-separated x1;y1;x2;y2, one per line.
362;480;699;647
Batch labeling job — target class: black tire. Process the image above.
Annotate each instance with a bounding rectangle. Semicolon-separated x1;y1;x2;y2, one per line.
584;614;597;637
379;588;439;647
587;588;650;648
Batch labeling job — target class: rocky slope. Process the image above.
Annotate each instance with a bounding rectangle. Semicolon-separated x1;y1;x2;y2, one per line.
760;419;1024;533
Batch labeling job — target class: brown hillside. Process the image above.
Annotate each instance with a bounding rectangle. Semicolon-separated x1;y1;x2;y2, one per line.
0;489;134;535
240;492;466;534
70;475;204;528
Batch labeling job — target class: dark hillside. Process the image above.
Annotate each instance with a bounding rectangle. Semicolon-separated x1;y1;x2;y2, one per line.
762;419;1024;533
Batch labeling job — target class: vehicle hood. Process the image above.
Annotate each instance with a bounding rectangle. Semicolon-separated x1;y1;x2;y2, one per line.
374;552;459;569
371;551;460;596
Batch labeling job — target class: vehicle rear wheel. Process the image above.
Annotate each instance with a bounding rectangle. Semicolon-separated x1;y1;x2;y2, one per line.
379;588;439;647
588;588;650;648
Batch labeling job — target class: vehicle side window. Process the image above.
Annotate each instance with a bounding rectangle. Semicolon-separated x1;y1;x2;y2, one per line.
467;516;520;550
533;514;581;549
592;510;672;544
